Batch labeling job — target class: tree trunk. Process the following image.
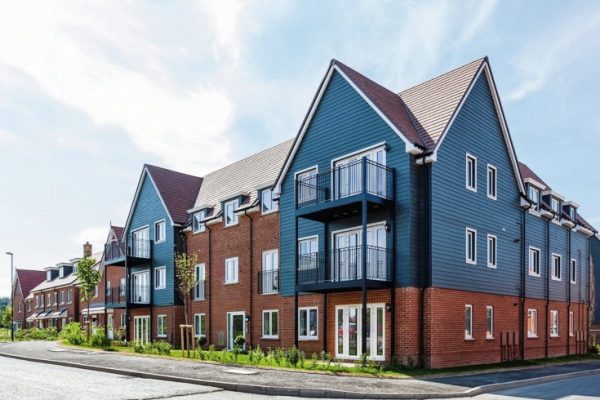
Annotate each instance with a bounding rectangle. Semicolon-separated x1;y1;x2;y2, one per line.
86;300;90;343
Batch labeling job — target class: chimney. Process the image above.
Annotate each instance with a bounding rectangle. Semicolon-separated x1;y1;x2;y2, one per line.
83;242;92;258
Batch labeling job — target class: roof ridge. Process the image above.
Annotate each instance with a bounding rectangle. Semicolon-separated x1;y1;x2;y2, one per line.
144;163;203;180
398;57;486;95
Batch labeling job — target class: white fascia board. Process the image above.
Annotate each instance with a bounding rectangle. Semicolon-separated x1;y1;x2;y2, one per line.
523;177;547;190
564;200;580;208
541;190;566;201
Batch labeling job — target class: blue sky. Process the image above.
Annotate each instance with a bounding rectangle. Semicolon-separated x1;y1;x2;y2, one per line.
1;0;599;297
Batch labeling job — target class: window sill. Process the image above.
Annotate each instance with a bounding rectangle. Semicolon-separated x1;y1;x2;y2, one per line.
528;335;539;339
193;298;206;302
192;230;206;235
224;282;239;286
261;336;280;340
528;272;541;277
464;337;475;342
223;223;239;229
299;337;319;341
155;287;166;290
486;336;495;340
551;277;562;282
155;240;166;244
261;210;279;216
487;264;497;269
487;195;497;201
157;335;167;338
550;334;560;338
466;261;477;266
260;292;279;296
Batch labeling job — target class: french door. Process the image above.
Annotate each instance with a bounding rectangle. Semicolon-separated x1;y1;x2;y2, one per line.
131;227;150;258
334;147;386;199
134;316;150;344
131;271;150;304
227;312;245;350
336;304;385;360
107;314;114;340
333;224;386;281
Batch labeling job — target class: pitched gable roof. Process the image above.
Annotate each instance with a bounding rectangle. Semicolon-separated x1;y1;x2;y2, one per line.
399;58;485;146
518;161;550;189
15;269;46;298
193;139;294;218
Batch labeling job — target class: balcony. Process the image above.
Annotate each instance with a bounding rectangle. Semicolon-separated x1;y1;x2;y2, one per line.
296;245;392;293
295;159;394;222
258;270;279;294
106;286;126;307
104;239;152;267
104;241;126;266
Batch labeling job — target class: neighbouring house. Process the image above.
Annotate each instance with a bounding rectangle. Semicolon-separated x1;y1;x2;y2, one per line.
274;57;596;368
12;269;46;329
185;139;293;350
104;164;203;346
591;235;600;344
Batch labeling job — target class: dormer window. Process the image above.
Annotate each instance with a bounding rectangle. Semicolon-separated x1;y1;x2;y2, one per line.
224;199;239;227
46;271;52;281
59;267;64;278
569;207;576;221
261;189;278;214
551;198;560;222
528;186;540;212
192;210;206;233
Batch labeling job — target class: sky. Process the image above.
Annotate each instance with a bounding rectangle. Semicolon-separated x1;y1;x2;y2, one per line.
1;0;599;297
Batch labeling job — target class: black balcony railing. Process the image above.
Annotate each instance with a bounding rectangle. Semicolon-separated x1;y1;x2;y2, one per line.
258;270;279;294
296;159;393;208
128;238;151;259
104;241;125;262
107;286;126;305
297;246;392;286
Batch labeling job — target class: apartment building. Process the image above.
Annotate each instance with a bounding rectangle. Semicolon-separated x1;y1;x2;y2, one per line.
186;140;293;350
274;57;596;368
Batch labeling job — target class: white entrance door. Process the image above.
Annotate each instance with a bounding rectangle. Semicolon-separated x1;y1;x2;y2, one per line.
336;304;385;360
333;224;386;280
107;314;114;340
134;316;150;344
227;312;245;350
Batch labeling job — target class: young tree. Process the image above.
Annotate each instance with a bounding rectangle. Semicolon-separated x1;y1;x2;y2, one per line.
1;305;12;328
76;257;100;342
175;252;198;355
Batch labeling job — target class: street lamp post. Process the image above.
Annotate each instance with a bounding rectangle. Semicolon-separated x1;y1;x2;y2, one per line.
6;252;14;341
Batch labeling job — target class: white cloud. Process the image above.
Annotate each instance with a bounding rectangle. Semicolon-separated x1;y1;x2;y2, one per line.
72;226;108;255
506;8;600;102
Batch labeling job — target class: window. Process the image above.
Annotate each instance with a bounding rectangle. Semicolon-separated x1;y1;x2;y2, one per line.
465;305;473;340
106;282;112;296
194;314;205;337
224;199;239;227
225;257;239;284
569;311;574;336
466;154;477;191
551;198;560;222
120;278;126;296
27;301;31;312
261;189;278;214
157;315;167;337
527;309;538;337
192;210;206;233
35;296;39;308
529;186;540;212
298;307;318;340
486;306;494;339
155;220;166;243
131;271;150;304
465;228;477;264
46;271;52;281
60;291;65;304
487;234;497;268
487;165;497;199
47;294;52;305
120;313;126;328
552;254;561;281
262;310;279;338
261;250;279;294
93;285;98;298
570;259;576;284
569;207;576;220
67;289;72;304
155;266;166;289
298;237;318;270
194;263;205;300
296;167;317;205
59;267;64;278
529;247;540;276
550;310;559;337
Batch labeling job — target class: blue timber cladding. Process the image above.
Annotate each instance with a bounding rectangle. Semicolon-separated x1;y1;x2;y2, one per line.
430;74;522;296
128;173;175;306
279;70;415;296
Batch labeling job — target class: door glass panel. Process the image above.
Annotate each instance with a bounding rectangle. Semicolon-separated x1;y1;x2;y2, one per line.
365;307;371;356
337;309;344;355
348;307;358;356
377;307;384;356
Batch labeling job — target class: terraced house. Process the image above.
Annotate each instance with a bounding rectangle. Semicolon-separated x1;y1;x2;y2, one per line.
274;57;596;368
104;164;203;345
12;269;45;329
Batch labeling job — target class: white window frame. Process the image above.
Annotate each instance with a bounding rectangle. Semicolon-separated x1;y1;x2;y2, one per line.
106;281;112;297
486;306;494;339
155;266;167;290
527;309;538;338
529;247;541;277
550;310;559;337
295;166;318;205
224;199;239;227
465;304;473;340
194;313;206;337
487;234;497;268
551;198;560;222
487;164;497;200
261;189;278;215
298;307;318;340
261;250;279;294
154;219;166;243
60;291;65;305
194;263;205;300
120;278;126;296
262;309;279;339
67;289;72;304
225;257;239;284
569;311;574;337
192;210;206;233
465;153;477;192
465;228;477;265
120;313;126;328
528;186;540;213
59;267;64;278
551;254;562;281
157;314;167;338
570;259;576;284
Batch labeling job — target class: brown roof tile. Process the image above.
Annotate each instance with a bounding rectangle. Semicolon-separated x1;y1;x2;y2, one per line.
15;269;46;298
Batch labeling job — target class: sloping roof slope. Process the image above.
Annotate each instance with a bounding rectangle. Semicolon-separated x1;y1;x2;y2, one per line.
194;139;294;216
15;269;46;298
518;161;550;189
145;165;203;224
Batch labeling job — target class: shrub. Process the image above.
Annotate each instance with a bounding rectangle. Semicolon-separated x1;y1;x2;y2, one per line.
197;336;207;349
22;327;58;341
274;347;285;366
153;340;172;356
285;345;301;368
90;327;112;350
590;344;600;354
60;322;85;345
249;345;264;365
134;341;145;353
208;344;216;360
310;352;319;369
356;352;369;369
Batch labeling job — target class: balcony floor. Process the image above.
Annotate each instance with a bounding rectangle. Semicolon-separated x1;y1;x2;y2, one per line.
297;278;392;294
296;193;392;222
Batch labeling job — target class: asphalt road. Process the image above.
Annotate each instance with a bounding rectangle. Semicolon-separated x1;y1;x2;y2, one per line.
1;355;599;399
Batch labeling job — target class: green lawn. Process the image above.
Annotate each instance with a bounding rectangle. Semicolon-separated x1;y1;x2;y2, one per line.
59;340;600;379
